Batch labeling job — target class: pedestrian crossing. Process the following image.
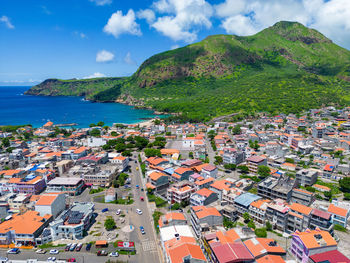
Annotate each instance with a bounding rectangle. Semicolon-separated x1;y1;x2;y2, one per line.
142;240;157;252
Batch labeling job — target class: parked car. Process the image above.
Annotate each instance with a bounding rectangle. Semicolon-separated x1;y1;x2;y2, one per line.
85;243;92;251
102;208;109;213
140;196;144;201
97;250;108;256
49;249;59;255
141;188;144;191
47;257;56;261
136;209;142;215
35;249;46;254
140;226;145;235
75;243;83;251
65;244;71;251
67;258;76;262
7;248;20;254
136;185;139;189
116;209;121;215
70;243;77;251
109;252;119;257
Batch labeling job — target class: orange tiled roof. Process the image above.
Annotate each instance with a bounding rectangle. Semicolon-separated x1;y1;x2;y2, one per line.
289;202;312;215
328;204;348;217
256;255;286;263
293;229;337;249
36;194;59;206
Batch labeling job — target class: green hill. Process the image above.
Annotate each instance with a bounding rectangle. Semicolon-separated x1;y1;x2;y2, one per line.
27;21;350;121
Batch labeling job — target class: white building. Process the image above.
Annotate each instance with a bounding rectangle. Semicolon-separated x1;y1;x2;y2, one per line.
35;193;66;218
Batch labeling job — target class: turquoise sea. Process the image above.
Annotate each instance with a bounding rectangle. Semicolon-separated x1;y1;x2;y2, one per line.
0;86;158;128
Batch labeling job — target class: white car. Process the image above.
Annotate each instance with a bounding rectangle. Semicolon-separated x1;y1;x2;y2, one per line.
49;249;59;255
109;252;119;257
48;257;56;261
116;209;121;215
136;209;142;215
35;249;46;254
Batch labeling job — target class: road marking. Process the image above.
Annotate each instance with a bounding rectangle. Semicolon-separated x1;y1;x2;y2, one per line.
142;240;156;252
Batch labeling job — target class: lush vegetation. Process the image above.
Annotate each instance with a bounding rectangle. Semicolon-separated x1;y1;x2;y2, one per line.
104;217;116;231
29;21;350;121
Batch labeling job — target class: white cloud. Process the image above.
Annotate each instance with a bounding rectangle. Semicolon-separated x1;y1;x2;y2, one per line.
213;0;350;48
137;9;156;24
83;72;106;79
124;52;136;65
89;0;112;6
41;5;51;15
73;31;87;39
1;79;41;83
151;0;213;43
0;16;14;29
103;9;141;38
96;50;115;63
171;44;180;50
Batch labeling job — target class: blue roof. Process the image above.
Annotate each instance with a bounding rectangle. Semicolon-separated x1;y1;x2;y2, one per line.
29;164;39;171
234;192;261;207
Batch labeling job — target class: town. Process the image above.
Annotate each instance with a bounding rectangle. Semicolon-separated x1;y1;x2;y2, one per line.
1;106;350;263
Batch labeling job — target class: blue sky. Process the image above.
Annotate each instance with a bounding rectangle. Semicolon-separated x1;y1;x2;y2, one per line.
1;0;350;86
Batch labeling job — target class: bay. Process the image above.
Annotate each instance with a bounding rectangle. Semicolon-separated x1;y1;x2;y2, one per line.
0;86;158;128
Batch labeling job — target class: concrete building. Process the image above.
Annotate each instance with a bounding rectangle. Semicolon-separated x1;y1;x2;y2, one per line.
222;148;245;165
46;177;85;196
258;175;297;202
295;169;318;186
190;206;223;237
309;209;333;235
234;192;261;216
190;188;218;207
167;181;195;204
49;202;94;240
328;203;350;228
35;193;66;218
83;170;114;187
265;200;289;232
291;188;315;206
246;155;267;174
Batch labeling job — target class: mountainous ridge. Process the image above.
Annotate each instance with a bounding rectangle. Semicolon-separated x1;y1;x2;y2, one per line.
26;21;350;121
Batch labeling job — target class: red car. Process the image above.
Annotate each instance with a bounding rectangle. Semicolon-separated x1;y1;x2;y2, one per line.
140;196;144;201
67;258;76;262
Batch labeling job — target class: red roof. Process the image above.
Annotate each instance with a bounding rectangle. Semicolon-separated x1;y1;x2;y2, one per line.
210;242;254;263
311;208;331;220
309;249;350;263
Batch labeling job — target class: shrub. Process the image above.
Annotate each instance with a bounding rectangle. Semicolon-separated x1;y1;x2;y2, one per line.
255;228;267;238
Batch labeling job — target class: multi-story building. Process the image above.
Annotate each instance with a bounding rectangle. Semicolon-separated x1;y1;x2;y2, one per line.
83;170;114;187
35;193;66;218
222;148;245;165
290;228;337;263
49;202;94;240
190;188;218;207
309;208;333;235
201;164;218;179
295;169;318;186
258;175;297;202
328;203;350;228
249;199;271;224
287;203;312;233
46;177;85;196
8;175;46;195
146;171;169;194
111;156;129;171
246;155;267;174
171;167;194;182
0;211;52;246
291;188;315;206
167;181;195;204
265;200;289;232
190;206;223;237
234;192;261;216
158;212;187;228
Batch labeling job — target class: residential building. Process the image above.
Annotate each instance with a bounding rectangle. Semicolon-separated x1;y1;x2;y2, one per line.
328;203;350;228
8;175;46;195
146;171;169;193
83;170;114;187
309;250;350;263
234;192;261;216
0;211;52;246
46;177;85;196
309;209;333;235
201;164;218;179
295;169;318;186
171;167;194;182
287;203;312;233
249;199;271;224
290;228;337;263
158;212;187;228
247;155;267;174
111;156;129;171
190;188;218;207
35;193;66;218
266;200;289;232
258;175;297;202
190;206;223;237
167;181;195;204
291;188;315;206
222;148;245;165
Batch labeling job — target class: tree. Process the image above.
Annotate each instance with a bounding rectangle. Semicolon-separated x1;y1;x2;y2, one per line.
89;129;101;137
122;150;132;157
1;138;10;148
243;212;250;223
115;143;126;153
97;121;105;127
232;125;241;135
144;148;161;158
238;165;249;174
189;152;194;159
324;190;332;201
111;131;118;136
89;123;96;128
104;217;116;231
153;119;161;125
266;221;272;231
214;156;223;165
344;193;350;200
224;164;236;170
258;165;271;179
285;158;295;164
171;203;180;210
247;220;256;229
339;177;350;193
255;228;267;237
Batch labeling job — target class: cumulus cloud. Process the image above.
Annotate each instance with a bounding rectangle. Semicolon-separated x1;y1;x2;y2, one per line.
0;16;14;29
89;0;112;6
83;72;106;79
151;0;213;43
96;50;115;63
103;9;141;38
213;0;350;48
124;52;136;65
137;9;156;24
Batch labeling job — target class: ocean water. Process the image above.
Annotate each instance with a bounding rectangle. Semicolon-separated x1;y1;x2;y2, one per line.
0;86;158;128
